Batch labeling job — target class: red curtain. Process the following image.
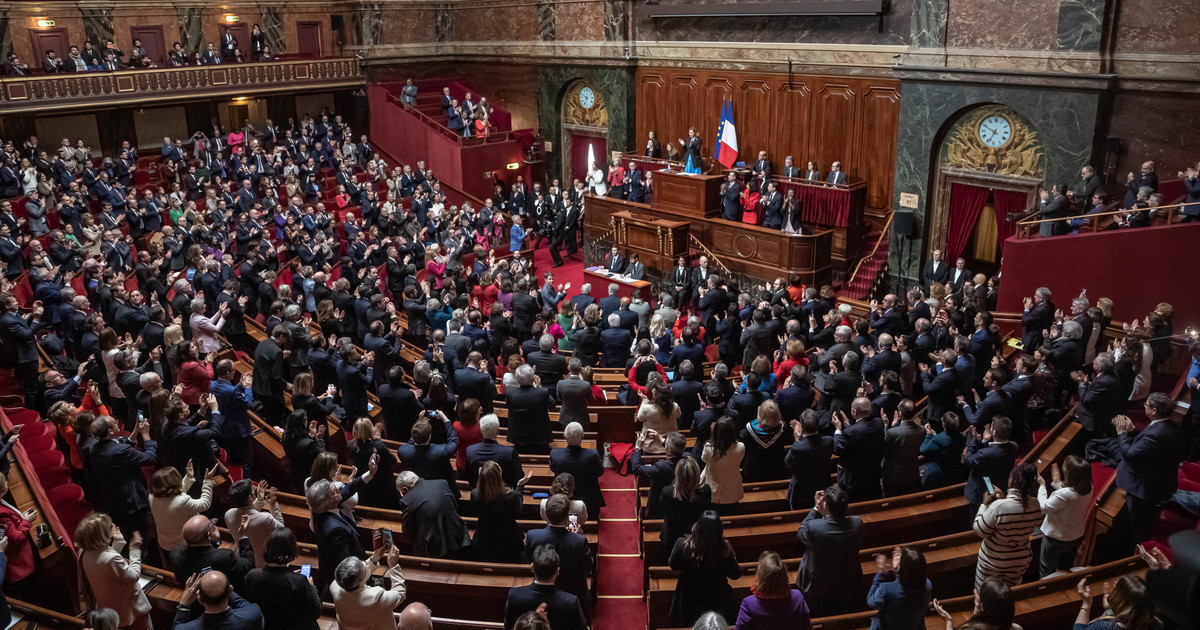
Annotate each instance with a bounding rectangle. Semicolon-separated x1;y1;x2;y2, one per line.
571;135;606;186
992;189;1029;253
945;183;990;261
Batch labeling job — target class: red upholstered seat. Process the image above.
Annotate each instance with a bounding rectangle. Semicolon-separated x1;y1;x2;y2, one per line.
7;409;41;426
18;432;55;453
13;419;52;439
31;465;70;489
53;499;93;536
26;449;65;473
46;484;85;507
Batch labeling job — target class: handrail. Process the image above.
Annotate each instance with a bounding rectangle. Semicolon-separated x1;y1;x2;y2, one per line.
687;234;734;279
1016;199;1193;237
385;92;520;147
845;211;894;289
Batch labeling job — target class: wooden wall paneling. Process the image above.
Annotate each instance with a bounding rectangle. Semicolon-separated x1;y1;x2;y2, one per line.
859;85;901;217
636;72;667;152
773;78;813;172
809;78;858;184
668;73;701;158
735;78;773;166
701;75;732;157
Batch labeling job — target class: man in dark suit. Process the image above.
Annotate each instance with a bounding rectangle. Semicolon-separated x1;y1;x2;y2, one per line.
511;280;540;340
825;161;848;186
1037;185;1068;237
690;257;713;305
740;309;775;368
1021;287;1055;352
1072;352;1125;442
784;410;835;512
170;515;255;590
569;285;596;315
596;284;621;322
963;416;1018;515
454;351;497;414
760;181;784;229
505;366;555;453
720;172;741;221
796;485;863;617
948;257;971;294
697;275;728;334
171;571;263;630
832;397;885;502
920;349;962;424
1123;161;1158;210
920;249;950;290
505;545;588;630
0;296;41;404
549;422;604;518
251;327;289;426
860;334;901;385
630;431;690;518
86;415;157;535
556;362;593;428
669;327;706;370
599;314;633;368
221;28;238;61
396;415;459;489
670;360;704;430
960;367;1013;429
781;155;801;178
523;495;593;609
465;415;525;486
1116;393;1187;546
526;339;568;399
396;471;471;558
308;466;376;592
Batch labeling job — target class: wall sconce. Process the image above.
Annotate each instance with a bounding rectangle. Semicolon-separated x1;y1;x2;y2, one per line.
224;15;240;23
37;20;56;28
505;163;520;170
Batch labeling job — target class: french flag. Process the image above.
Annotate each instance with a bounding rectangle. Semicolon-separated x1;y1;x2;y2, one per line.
715;98;739;169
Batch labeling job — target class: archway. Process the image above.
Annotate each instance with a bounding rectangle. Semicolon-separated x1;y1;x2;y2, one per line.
559;80;610;187
926;104;1046;276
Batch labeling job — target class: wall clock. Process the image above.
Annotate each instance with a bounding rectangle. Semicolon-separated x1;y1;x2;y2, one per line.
978;115;1012;148
579;86;596;109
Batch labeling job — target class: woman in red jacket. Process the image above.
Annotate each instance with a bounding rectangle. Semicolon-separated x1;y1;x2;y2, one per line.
0;472;36;587
176;341;215;407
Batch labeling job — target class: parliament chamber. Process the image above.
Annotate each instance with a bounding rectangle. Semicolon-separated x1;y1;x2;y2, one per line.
0;0;1199;629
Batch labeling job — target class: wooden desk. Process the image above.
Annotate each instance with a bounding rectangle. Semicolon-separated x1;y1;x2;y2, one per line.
703;218;833;285
584;268;652;300
611;209;690;270
652;170;724;218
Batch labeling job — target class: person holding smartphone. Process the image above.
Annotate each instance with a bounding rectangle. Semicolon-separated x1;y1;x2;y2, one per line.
242;528;322;630
963;417;1019;520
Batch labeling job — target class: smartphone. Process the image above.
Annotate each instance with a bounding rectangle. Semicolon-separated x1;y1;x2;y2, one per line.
983;476;995;495
0;525;8;539
299;564;311;578
568;514;578;526
373;528;393;551
199;566;214;576
327;384;336;395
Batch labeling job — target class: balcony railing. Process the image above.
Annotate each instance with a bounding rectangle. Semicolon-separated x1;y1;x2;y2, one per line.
0;57;364;113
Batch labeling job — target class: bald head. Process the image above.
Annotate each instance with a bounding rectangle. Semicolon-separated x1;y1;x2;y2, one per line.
850;396;873;419
182;514;214;545
397;602;433;630
198;571;232;610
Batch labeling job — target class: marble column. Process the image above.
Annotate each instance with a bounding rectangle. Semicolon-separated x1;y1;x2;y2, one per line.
603;0;627;42
81;8;115;47
0;11;11;64
354;3;383;48
536;0;556;42
260;6;286;54
1056;0;1104;50
435;3;453;43
910;0;948;48
178;7;205;55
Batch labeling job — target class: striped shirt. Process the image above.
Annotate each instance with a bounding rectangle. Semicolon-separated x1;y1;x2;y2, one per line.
973;489;1042;588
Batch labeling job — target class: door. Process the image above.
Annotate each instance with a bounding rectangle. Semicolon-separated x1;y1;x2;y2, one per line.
296;22;322;57
569;134;607;190
221;24;250;58
129;25;166;67
28;28;71;67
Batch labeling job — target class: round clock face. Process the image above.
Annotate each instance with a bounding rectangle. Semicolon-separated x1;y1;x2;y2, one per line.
579;86;596;109
978;115;1012;148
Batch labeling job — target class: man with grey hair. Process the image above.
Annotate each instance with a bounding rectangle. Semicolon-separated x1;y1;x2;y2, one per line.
505;364;554;453
1072;352;1124;442
309;457;378;593
330;545;406;629
528;334;568;395
189;296;229;353
465;413;525;485
280;302;312;376
1021;286;1055;351
815;325;855;391
135;371;162;415
1067;294;1093;350
556;358;591;427
600;313;633;367
655;295;679;330
550;421;604;517
824;350;861;415
598;283;622;321
569;283;595;313
395;469;471;558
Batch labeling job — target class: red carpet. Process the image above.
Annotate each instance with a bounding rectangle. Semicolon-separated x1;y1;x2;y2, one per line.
529;242;585;298
592;469;648;629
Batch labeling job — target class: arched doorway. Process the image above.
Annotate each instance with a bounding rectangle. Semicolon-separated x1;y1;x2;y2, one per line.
927;105;1045;276
560;80;610;186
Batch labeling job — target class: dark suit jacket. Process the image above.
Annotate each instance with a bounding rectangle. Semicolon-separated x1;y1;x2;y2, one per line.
87;437;158;517
921;366;961;423
961;388;1012;429
597;295;621;321
523;526;592;603
796;509;863;605
465;438;524;486
964;437;1018;505
505;386;554;450
399;478;471;558
1116;420;1187;502
556;377;592;427
505;583;587;630
1022;299;1055;351
833;417;885;499
170;538;255;589
599;328;633;368
1075;371;1124;436
740;322;775;368
785;435;834;510
172;592;263;630
920;260;950;289
395;421;458;488
527;351;568;394
454;367;496;413
546;445;602;515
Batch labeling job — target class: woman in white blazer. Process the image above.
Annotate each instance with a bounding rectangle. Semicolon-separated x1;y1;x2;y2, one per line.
76;513;152;630
148;463;215;554
701;417;745;516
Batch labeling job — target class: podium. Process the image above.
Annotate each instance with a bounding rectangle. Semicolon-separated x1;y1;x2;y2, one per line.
611;210;690;271
652;170;724;218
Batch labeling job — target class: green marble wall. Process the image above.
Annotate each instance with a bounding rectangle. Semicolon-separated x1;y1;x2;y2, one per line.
536;65;635;183
888;78;1099;278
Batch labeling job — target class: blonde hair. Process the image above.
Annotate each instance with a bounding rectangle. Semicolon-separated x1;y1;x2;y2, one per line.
1097;297;1113;318
756;400;782;428
75;512;115;552
150;466;185;497
352;417;374;443
671;457;700;502
293;371;314;397
649;314;665;339
163;324;184;348
477;460;511;505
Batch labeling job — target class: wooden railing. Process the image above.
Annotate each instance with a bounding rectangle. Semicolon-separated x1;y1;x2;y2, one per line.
0;57;364;112
1016;199;1195;238
384;91;524;147
845;210;893;290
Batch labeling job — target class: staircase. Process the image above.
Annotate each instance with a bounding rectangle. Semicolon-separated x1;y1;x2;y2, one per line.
840;215;893;300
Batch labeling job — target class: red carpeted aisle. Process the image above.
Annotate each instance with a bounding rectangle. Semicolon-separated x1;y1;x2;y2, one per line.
529;242;585;295
592;469;648;628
